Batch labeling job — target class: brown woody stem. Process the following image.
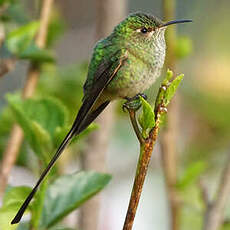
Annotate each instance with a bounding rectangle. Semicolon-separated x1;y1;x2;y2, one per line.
122;106;163;230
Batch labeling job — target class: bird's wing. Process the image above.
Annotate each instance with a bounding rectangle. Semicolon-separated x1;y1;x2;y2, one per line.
11;49;127;225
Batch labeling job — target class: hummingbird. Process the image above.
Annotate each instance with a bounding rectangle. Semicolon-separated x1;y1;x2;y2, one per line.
11;12;192;224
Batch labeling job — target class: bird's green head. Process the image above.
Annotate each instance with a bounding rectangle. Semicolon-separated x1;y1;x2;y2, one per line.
113;12;165;43
112;12;191;49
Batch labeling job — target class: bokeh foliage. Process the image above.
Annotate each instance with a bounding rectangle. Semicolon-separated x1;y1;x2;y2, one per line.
0;1;111;229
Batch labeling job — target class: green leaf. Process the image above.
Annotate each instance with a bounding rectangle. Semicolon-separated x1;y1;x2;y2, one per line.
3;186;32;207
0;186;32;230
138;96;155;138
31;179;48;229
49;226;74;230
16;222;30;230
176;161;207;190
0;204;19;230
46;10;66;47
19;43;55;62
54;123;98;148
40;171;112;228
164;74;184;106
162;69;173;86
176;36;193;59
7;94;68;160
0;0;14;7
6;21;40;54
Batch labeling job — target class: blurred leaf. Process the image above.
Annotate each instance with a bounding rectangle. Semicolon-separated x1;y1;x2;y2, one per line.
7;94;68;161
0;2;29;24
176;161;207;190
0;204;19;230
164;74;184;106
46;10;65;48
49;226;74;230
17;222;29;230
0;106;14;135
222;221;230;230
6;21;40;54
54;123;98;148
3;186;32;207
0;105;28;166
40;171;112;228
0;0;14;6
38;63;87;117
176;36;193;59
31;180;48;229
0;186;32;230
138;96;155;138
7;94;68;140
19;43;55;62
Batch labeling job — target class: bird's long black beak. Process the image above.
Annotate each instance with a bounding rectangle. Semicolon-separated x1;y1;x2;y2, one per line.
162;19;192;27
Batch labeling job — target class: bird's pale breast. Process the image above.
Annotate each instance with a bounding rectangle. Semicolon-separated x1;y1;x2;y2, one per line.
106;42;165;99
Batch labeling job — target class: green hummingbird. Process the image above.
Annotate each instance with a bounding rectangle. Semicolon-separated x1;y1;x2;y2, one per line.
11;12;191;224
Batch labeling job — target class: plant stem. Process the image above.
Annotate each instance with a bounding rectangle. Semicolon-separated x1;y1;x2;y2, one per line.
203;153;230;230
0;0;54;197
122;107;162;230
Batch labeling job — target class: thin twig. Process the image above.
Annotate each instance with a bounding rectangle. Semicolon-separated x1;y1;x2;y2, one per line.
0;0;54;197
122;106;163;230
203;153;230;230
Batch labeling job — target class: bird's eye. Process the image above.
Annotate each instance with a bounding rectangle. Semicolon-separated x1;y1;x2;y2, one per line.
140;27;148;34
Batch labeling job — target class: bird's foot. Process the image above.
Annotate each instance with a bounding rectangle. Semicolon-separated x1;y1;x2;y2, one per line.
123;93;147;112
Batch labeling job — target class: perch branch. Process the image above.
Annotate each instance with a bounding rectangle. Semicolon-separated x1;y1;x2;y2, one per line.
122;105;164;230
0;0;54;196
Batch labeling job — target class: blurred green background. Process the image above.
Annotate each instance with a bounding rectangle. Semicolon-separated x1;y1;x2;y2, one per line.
0;0;230;230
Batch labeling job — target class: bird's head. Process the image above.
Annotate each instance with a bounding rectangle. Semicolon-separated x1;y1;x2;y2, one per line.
112;12;191;50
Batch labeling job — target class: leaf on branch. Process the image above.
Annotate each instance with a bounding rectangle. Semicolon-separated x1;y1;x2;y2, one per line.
40;171;112;228
164;73;184;106
162;69;174;86
6;21;40;54
138;96;155;138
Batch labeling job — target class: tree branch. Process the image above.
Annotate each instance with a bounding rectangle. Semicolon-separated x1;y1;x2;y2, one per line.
122;106;162;230
203;153;230;230
0;0;54;197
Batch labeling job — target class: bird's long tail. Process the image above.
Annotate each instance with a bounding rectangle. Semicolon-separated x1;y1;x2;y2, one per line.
11;99;110;224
